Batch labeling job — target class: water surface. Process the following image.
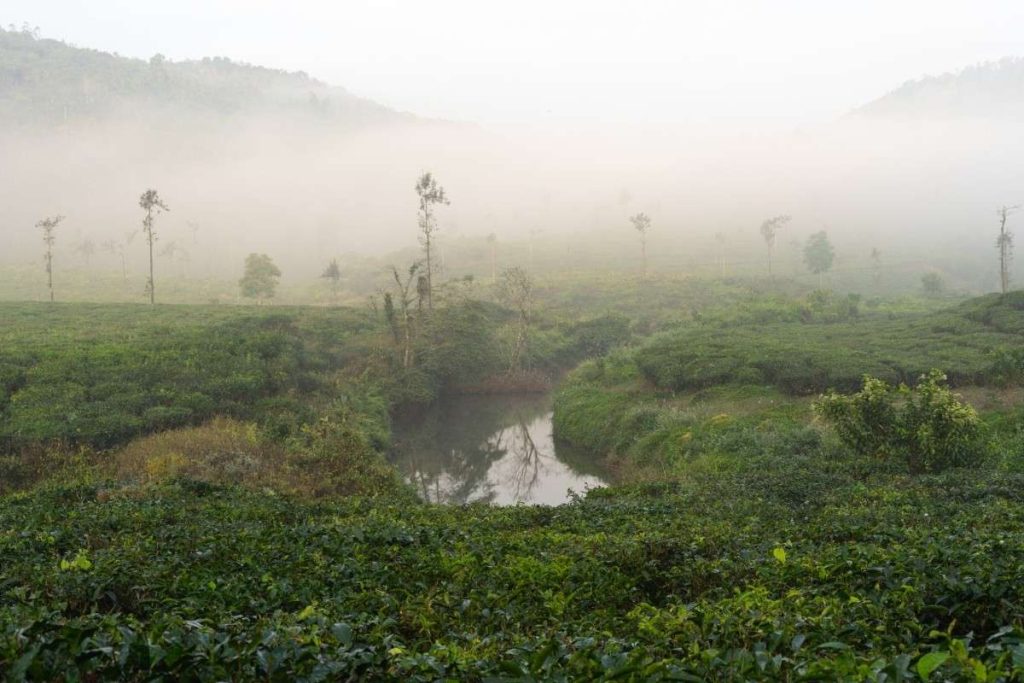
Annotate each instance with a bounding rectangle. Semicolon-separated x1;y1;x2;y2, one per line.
389;393;606;505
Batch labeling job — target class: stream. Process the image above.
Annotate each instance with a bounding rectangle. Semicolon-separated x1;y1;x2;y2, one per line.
389;393;608;505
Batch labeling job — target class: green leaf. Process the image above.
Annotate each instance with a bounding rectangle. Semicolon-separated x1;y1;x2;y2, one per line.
331;622;353;647
916;652;949;680
772;547;787;564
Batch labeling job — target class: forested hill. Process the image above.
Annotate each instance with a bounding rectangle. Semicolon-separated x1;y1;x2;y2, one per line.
0;26;412;128
852;57;1024;120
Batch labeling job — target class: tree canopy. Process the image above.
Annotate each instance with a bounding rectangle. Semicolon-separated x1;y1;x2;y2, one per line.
239;253;282;301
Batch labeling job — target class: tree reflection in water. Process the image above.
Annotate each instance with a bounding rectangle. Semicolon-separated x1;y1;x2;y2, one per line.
390;393;606;505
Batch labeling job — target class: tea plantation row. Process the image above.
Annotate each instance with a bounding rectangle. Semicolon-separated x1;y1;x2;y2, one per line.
3;454;1024;680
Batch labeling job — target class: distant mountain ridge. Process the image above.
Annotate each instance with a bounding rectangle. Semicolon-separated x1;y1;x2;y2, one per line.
853;57;1024;120
0;26;413;128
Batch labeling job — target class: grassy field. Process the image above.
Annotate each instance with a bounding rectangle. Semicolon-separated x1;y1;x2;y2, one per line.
4;287;1024;680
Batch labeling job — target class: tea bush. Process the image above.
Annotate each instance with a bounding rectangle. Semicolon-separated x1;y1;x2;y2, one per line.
634;293;1024;394
815;370;986;473
3;467;1024;680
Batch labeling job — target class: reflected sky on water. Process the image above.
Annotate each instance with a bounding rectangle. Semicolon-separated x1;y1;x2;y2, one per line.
389;393;607;506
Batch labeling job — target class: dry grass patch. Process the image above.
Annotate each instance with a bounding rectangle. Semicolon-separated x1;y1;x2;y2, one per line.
109;417;291;490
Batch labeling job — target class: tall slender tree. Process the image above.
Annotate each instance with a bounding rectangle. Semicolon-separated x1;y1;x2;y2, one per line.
997;205;1019;294
759;214;791;277
629;213;652;279
498;267;534;375
139;189;169;304
36;215;64;302
387;262;423;369
415;173;449;310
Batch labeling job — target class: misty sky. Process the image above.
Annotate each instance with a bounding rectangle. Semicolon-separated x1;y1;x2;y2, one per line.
6;1;1024;125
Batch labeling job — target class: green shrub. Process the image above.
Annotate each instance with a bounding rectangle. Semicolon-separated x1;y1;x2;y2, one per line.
815;370;985;473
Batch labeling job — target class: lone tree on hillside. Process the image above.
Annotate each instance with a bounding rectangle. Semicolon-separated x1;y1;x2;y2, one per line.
415;172;449;310
321;258;342;301
997;205;1019;294
239;253;281;303
803;231;835;288
36;215;64;302
498;267;534;375
139;189;169;304
870;247;882;286
629;212;652;279
759;215;791;277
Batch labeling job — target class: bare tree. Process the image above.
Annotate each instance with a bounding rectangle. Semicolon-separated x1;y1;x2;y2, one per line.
498;267;534;375
139;189;169;304
36;215;64;302
629;212;652;279
759;214;791;277
997;205;1020;294
386;262;423;369
415;173;449;310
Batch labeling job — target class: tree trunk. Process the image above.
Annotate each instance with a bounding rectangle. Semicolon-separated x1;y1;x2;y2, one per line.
46;252;53;302
425;234;433;311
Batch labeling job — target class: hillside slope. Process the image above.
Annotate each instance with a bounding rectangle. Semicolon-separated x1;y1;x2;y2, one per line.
853;57;1024;120
0;26;411;128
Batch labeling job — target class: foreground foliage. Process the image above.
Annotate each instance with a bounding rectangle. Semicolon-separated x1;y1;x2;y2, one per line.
3;463;1024;680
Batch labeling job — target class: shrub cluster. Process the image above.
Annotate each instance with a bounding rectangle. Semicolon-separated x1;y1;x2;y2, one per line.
815;370;986;473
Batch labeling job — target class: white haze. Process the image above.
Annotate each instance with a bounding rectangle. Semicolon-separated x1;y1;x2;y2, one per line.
2;1;1024;292
2;115;1021;275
